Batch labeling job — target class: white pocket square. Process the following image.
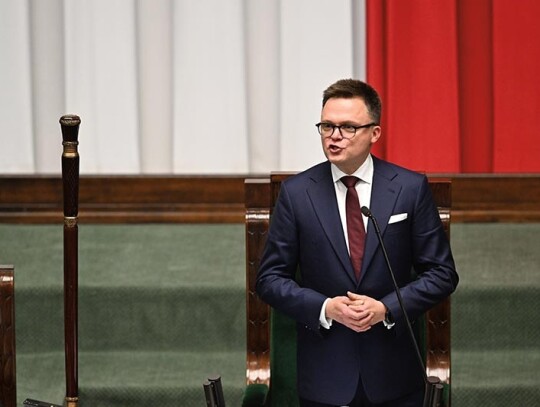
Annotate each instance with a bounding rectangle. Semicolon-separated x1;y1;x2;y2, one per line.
388;213;408;224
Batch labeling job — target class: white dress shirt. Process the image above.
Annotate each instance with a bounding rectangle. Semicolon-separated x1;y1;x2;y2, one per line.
319;155;374;328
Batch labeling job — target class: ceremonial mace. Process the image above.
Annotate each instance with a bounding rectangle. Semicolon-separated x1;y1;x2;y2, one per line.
60;114;81;407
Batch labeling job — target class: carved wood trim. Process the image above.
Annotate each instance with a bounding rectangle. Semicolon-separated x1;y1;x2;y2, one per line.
425;179;452;389
245;179;272;386
0;265;16;407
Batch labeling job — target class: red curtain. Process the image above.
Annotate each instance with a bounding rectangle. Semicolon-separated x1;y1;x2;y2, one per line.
367;0;540;173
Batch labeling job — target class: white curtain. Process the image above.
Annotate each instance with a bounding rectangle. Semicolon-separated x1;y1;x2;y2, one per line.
0;0;366;174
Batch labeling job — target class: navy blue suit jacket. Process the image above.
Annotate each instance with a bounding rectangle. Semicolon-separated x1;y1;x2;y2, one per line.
256;156;458;405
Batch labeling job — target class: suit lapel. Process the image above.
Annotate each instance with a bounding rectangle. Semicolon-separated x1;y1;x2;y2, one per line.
358;157;401;285
306;163;357;284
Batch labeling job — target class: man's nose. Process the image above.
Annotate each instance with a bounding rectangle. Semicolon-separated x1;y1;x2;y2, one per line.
330;126;343;140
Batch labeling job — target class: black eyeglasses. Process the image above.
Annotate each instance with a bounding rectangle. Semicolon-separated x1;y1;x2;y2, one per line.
315;122;377;139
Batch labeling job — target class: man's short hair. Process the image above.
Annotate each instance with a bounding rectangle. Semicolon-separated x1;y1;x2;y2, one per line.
322;79;382;124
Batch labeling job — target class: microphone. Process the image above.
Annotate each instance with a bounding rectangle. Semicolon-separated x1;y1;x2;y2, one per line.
361;206;444;407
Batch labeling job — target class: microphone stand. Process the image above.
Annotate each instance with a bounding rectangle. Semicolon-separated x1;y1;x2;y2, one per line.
361;207;444;407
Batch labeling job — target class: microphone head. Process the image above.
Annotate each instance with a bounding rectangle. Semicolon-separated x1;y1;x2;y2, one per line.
361;206;372;217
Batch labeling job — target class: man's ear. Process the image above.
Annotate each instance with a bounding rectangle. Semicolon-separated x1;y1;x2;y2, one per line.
370;126;382;144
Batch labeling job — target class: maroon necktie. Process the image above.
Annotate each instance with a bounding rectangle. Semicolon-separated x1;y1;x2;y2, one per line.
341;176;366;279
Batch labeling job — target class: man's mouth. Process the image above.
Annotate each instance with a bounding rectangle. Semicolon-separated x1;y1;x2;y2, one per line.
328;144;343;153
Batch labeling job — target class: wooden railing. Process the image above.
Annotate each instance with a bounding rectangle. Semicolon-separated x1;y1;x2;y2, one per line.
1;174;539;224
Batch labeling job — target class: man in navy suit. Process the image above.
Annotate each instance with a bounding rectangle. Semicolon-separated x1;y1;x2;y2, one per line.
256;79;458;407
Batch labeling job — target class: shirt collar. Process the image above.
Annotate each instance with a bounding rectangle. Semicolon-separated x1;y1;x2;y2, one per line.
331;154;374;185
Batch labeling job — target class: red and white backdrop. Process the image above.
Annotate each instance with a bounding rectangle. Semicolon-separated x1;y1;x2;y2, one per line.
1;0;538;174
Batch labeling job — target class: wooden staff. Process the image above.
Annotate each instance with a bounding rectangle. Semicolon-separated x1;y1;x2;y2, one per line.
60;114;81;407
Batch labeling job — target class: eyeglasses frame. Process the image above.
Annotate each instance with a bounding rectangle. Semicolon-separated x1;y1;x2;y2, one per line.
315;122;378;139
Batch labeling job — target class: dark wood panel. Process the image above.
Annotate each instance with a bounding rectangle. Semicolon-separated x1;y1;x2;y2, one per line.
0;265;16;407
1;174;539;223
0;175;246;223
447;174;540;222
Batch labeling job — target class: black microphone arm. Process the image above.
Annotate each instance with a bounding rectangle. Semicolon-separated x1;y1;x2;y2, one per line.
361;206;444;407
